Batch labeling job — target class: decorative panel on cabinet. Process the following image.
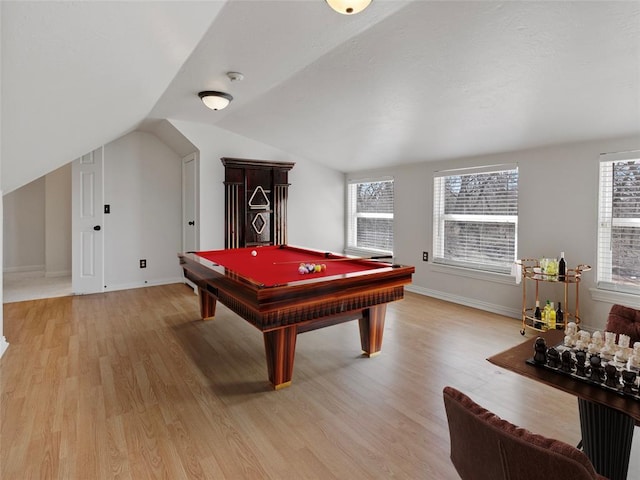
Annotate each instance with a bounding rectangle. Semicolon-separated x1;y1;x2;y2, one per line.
221;158;295;248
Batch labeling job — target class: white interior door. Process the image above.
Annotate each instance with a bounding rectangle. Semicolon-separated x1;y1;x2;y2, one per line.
182;153;199;252
72;148;104;294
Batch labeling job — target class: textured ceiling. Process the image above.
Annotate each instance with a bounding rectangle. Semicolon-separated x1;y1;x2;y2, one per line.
2;1;640;192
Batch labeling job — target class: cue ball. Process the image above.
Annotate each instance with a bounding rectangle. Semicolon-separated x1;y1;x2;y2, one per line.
251;250;257;256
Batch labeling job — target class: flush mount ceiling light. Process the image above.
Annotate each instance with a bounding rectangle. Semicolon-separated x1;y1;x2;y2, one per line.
198;91;233;111
325;0;371;15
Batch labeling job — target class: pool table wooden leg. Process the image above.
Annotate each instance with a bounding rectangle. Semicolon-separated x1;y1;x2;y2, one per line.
359;305;387;357
263;326;297;390
198;288;217;319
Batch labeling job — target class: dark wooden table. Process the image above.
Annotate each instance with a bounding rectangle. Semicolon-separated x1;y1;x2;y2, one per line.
488;329;638;480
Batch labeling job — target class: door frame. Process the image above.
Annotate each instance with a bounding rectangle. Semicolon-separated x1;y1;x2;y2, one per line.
182;152;199;253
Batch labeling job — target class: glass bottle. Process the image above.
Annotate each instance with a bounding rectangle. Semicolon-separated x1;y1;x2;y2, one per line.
556;302;564;329
558;252;566;281
542;300;551;330
548;302;556;330
534;300;542;329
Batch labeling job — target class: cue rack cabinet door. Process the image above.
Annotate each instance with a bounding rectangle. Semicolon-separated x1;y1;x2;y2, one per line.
222;158;295;248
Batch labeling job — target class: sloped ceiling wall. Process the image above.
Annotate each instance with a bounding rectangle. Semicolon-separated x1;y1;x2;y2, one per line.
1;1;221;194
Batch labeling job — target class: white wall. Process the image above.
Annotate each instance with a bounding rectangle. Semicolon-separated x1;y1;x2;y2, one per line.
1;5;7;358
3;176;45;272
348;134;640;331
102;131;183;291
3;166;72;276
168;120;344;253
45;163;71;276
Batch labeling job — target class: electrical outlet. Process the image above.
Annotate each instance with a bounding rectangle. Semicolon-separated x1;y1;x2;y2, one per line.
422;251;428;262
140;259;146;268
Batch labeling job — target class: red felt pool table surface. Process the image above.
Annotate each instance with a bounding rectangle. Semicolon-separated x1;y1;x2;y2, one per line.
194;245;380;287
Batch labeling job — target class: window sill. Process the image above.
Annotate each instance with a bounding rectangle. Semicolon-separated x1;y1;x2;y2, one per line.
588;288;640;308
430;263;517;286
344;247;393;259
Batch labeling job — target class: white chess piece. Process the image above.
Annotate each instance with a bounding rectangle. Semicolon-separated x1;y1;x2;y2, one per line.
601;331;617;358
615;334;632;363
576;330;591;351
627;342;640;369
564;322;578;347
588;331;603;354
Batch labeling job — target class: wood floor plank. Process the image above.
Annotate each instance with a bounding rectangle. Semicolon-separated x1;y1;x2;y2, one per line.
2;285;639;479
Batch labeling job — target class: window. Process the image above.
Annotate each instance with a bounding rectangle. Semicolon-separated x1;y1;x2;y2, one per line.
597;152;640;295
433;165;518;274
346;178;394;255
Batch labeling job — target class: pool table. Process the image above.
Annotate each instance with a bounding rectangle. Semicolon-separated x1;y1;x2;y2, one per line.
178;245;415;389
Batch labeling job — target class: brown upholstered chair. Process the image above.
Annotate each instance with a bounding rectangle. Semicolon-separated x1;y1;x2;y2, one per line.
443;386;607;480
605;304;640;345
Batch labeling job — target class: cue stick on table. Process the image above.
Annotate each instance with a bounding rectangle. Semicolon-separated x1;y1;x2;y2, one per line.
273;255;392;265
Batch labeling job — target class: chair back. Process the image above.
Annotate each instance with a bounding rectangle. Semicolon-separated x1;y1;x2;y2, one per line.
605;304;640;345
443;386;605;480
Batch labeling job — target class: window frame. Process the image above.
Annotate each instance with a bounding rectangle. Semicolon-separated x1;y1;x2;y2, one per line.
432;164;519;275
345;177;394;257
596;151;640;296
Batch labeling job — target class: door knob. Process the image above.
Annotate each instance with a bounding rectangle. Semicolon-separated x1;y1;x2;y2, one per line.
93;225;101;231
188;221;195;226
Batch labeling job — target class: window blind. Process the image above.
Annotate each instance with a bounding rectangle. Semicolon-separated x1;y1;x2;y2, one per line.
597;153;640;294
433;166;518;274
347;179;394;254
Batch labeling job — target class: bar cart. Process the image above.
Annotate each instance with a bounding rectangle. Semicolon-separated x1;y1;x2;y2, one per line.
518;258;591;335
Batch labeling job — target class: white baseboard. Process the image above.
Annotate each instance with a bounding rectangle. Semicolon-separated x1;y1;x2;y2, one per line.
183;277;198;294
3;265;45;274
405;284;521;319
0;336;9;359
98;276;184;294
45;270;72;278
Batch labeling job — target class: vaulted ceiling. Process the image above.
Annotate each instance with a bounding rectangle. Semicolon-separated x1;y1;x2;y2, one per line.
2;1;639;194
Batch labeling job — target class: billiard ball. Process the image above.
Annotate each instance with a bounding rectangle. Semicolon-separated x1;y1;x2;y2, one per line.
251;250;257;256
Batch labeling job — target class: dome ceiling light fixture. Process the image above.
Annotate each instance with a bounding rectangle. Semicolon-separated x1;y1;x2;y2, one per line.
325;0;372;15
198;91;233;111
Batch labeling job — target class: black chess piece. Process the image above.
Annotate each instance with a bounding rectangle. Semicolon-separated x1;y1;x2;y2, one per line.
533;337;547;364
589;356;605;383
621;369;637;395
547;348;560;368
560;350;574;373
574;351;587;376
604;363;620;388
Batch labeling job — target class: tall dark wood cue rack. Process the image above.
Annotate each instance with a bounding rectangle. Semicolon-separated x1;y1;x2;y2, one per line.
221;158;295;248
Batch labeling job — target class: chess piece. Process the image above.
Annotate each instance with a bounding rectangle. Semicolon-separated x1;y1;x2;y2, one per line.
627;342;640;370
615;334;632;363
560;350;574;373
575;350;587;376
604;363;620;388
589;356;605;383
547;347;560;368
622;369;637;394
600;332;616;359
564;322;578;347
575;330;591;351
533;337;547;364
588;331;603;355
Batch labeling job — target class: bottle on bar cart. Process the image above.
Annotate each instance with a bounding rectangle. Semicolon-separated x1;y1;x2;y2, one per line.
548;302;556;330
558;252;566;281
556;302;564;329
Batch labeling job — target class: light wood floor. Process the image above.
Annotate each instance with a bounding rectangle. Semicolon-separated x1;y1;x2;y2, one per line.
2;284;639;479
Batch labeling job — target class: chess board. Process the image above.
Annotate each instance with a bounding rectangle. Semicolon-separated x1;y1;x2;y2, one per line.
526;342;640;402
